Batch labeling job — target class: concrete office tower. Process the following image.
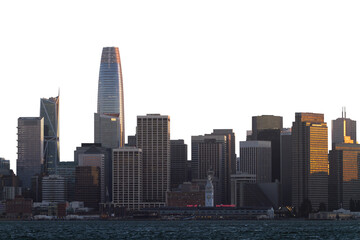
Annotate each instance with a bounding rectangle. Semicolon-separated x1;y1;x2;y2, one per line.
280;128;292;206
239;141;272;183
113;148;142;210
137;114;170;203
74;143;112;203
329;143;360;210
75;166;101;210
250;115;282;182
332;108;356;149
191;129;235;204
192;135;227;204
17;117;44;189
40;96;60;175
292;113;328;211
210;129;236;204
95;47;125;148
170;140;188;189
42;175;66;202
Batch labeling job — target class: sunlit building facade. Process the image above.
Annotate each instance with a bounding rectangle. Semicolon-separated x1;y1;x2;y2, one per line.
332;109;356;149
329;144;360;210
292;113;328;211
95;47;125;148
17;117;44;189
40;96;60;175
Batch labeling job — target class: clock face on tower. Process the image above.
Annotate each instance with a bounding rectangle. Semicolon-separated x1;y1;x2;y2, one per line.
207;195;211;199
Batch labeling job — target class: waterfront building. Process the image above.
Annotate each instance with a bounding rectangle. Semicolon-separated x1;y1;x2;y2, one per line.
292;113;328;211
166;182;205;207
40;96;60;175
280;128;292;206
5;196;33;219
74;143;111;202
170;140;187;189
205;173;214;207
75;166;101;210
112;148;142;210
95;47;125;148
137;114;170;203
42;175;66;203
239;141;272;183
250;115;282;182
17;117;44;189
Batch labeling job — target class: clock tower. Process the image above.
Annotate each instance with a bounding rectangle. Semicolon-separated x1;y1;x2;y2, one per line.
205;172;214;207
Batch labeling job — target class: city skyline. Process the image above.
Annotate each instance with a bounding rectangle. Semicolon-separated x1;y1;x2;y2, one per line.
1;1;360;171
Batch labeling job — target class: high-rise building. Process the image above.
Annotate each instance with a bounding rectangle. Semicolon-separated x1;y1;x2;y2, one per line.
328;111;360;210
332;108;356;149
55;161;77;202
95;47;125;148
191;129;235;204
74;143;112;202
40;96;60;175
170;140;187;189
42;175;66;203
239;141;272;183
292;113;328;211
329;143;360;210
75;166;101;210
136;114;170;203
112;148;142;210
17;117;44;189
250;115;282;182
280;128;292;206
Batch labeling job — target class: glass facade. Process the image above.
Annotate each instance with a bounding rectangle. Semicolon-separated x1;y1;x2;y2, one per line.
40;96;59;175
17;117;44;189
96;47;125;147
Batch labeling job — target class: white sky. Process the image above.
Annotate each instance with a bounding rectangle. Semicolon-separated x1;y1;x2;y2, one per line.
1;1;360;172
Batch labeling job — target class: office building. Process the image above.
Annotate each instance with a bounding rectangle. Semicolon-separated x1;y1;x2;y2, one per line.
75;166;101;210
40;96;60;175
280;128;292;206
56;161;78;202
17;117;44;189
329;112;360;210
112;148;142;210
74;143;111;202
250;115;282;182
191;129;235;204
332;108;356;148
170;140;187;189
329;143;360;210
292;113;328;211
137;114;170;203
95;47;125;148
239;141;272;183
42;175;66;203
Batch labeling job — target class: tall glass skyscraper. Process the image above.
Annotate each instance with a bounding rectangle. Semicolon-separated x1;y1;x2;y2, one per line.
40;96;60;175
95;47;125;148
